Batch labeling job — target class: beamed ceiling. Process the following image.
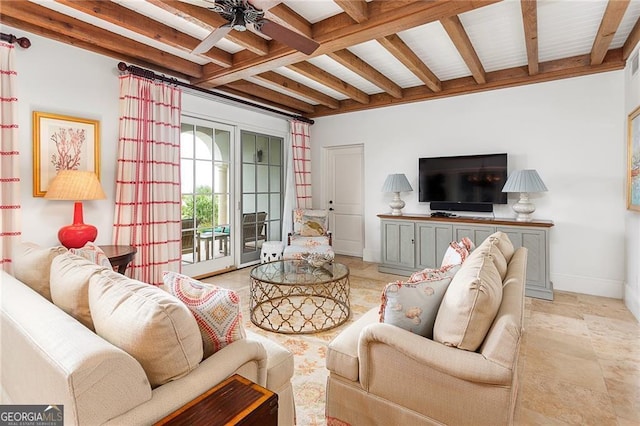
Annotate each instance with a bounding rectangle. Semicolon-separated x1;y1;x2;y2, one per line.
2;0;640;119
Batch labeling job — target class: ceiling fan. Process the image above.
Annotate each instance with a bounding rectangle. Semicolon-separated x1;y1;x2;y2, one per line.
189;0;320;56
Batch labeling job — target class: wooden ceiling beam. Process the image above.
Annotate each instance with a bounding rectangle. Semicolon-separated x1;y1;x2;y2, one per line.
0;1;203;78
377;34;441;92
591;0;630;65
218;80;316;113
149;0;269;56
215;86;307;115
288;61;370;104
55;0;232;68
328;49;403;98
334;0;369;24
309;49;625;117
0;14;192;80
520;0;539;75
253;71;340;109
197;1;498;84
263;3;313;38
440;15;486;84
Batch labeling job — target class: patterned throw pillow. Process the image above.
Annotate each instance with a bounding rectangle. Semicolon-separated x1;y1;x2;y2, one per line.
70;242;112;269
380;264;461;338
162;271;246;359
440;237;475;268
293;209;329;237
406;238;473;283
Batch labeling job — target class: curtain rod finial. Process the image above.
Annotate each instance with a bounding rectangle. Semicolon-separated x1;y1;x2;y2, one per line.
117;62;129;72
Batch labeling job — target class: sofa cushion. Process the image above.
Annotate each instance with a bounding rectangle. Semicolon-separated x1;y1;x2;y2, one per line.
433;249;503;351
69;242;112;268
487;231;515;263
162;271;246;359
12;242;67;301
50;252;109;330
485;242;508;280
89;270;203;387
380;264;460;339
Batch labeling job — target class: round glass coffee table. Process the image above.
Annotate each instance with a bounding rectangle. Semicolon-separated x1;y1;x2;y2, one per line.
249;260;350;334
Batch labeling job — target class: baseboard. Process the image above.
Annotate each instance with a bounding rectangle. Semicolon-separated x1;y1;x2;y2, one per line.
551;272;623;299
624;282;640;322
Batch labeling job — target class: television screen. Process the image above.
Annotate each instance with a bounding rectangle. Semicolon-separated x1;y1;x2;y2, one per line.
419;153;508;205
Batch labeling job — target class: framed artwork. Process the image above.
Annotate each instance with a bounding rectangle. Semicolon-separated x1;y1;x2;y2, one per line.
33;111;100;197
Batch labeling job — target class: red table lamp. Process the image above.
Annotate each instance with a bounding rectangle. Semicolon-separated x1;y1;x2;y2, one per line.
45;170;106;249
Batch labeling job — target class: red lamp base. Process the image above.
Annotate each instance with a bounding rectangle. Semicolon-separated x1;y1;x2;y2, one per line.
58;201;98;249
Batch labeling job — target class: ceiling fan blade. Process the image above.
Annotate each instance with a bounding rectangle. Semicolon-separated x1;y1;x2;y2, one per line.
192;25;232;54
257;19;319;55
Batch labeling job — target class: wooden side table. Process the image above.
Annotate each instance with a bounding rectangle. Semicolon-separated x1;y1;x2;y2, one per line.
100;245;137;274
154;374;277;426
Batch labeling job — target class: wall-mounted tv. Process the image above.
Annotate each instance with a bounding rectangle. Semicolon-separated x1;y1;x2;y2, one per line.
419;153;508;212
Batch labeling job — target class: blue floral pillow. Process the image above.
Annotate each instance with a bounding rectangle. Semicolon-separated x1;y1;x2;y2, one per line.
380;264;461;338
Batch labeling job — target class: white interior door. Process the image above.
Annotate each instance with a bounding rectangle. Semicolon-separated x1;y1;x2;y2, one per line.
326;145;364;256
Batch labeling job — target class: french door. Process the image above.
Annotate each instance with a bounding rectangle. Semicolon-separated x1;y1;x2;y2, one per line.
180;117;234;276
240;130;284;264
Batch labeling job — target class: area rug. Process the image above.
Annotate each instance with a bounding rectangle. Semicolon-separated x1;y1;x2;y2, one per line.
235;274;384;426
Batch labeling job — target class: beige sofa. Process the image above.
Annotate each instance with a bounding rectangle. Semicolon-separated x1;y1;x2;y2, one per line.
326;232;527;425
1;245;295;425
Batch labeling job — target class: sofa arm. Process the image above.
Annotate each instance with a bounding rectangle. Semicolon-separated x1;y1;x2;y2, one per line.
358;322;513;391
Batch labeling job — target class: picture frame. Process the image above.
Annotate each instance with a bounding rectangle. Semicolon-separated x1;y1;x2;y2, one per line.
33;111;100;197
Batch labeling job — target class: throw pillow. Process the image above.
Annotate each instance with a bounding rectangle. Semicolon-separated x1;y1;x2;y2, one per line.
50;252;109;330
12;242;68;301
487;231;515;263
69;242;112;269
380;264;461;339
440;237;475;268
433;251;503;351
89;270;203;387
162;271;246;359
300;211;329;237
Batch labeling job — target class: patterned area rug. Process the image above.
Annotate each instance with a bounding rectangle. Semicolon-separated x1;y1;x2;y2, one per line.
235;274;384;426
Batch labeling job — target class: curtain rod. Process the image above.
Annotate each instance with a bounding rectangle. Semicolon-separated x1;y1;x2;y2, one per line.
0;32;31;48
117;62;314;125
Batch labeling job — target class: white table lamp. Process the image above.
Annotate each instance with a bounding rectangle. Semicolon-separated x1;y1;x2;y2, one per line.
382;173;413;216
501;169;548;221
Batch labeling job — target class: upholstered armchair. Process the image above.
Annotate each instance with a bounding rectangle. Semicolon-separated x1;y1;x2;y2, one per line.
283;208;334;260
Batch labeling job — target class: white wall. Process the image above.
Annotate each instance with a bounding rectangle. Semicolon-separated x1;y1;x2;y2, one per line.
8;25;288;251
312;71;626;299
625;47;640;320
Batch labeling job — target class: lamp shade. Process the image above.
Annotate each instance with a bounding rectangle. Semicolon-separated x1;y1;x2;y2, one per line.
45;170;106;249
381;173;413;193
501;170;548;193
44;170;106;200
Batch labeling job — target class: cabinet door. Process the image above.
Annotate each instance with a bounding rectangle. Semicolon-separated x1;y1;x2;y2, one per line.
381;220;415;268
415;223;453;269
497;226;551;299
452;225;496;248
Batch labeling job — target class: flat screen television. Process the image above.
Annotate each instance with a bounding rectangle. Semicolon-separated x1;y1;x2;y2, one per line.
419;153;508;212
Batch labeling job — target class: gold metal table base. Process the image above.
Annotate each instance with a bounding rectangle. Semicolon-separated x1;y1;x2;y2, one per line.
249;261;350;334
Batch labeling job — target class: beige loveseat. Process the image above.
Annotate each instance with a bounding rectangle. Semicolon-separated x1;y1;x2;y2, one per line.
326;232;527;425
1;244;295;425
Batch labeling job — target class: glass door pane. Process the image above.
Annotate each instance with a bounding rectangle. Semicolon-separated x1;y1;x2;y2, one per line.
181;118;233;276
240;131;283;264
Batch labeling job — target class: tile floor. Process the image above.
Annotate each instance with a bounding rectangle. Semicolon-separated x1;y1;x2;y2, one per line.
204;255;640;425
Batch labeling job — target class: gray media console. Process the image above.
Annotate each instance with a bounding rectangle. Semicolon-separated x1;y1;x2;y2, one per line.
378;214;554;300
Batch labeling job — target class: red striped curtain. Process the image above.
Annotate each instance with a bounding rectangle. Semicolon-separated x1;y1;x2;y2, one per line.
0;42;21;273
291;120;312;208
113;74;182;285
